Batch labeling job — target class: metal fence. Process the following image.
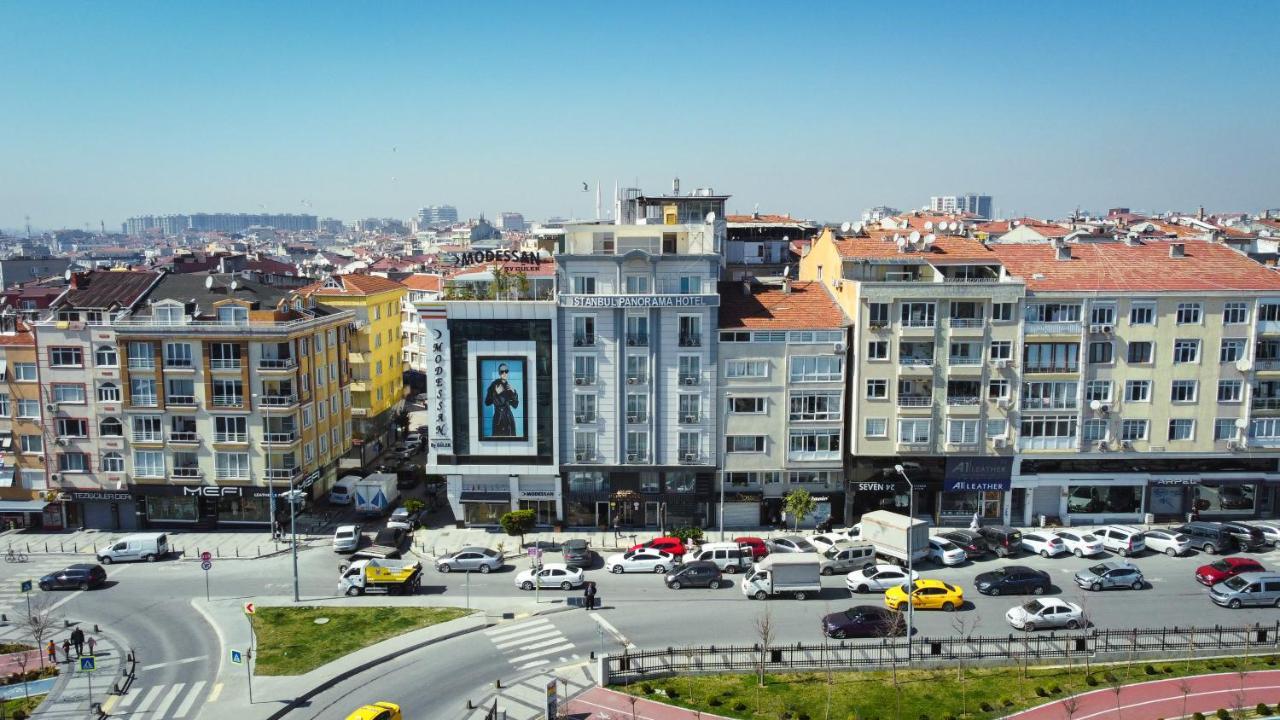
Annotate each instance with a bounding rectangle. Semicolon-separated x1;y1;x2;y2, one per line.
604;622;1280;684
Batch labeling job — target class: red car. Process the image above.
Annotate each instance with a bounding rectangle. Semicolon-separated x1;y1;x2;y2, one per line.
1195;557;1265;586
734;536;769;559
630;537;687;557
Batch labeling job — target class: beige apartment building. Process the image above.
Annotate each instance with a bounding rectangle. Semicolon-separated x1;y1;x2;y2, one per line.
0;315;56;528
802;223;1280;527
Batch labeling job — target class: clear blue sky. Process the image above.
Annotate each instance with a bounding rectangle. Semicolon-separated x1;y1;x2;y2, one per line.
2;1;1277;231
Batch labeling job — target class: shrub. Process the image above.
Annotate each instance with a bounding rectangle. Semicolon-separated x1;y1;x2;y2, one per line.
918;714;930;720
1215;709;1230;720
734;702;748;712
1164;665;1174;674
1145;664;1158;675
1104;672;1118;683
1257;703;1270;716
1036;687;1049;697
944;714;958;720
708;697;722;707
1086;675;1099;686
1051;684;1062;694
666;688;679;699
670;527;705;544
640;683;653;695
1002;698;1015;708
980;702;994;713
798;714;812;720
12;711;27;720
1192;713;1205;720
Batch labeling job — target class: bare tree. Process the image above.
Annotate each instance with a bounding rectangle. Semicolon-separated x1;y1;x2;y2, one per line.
13;648;31;700
1107;673;1124;719
24;596;59;669
754;609;775;688
1076;594;1092;677
950;611;979;719
1061;694;1081;720
1177;679;1193;720
627;692;639;720
882;609;908;720
1231;689;1247;720
821;601;835;720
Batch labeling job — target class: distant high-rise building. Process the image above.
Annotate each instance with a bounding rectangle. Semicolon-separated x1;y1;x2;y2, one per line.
929;194;993;219
319;218;346;234
499;212;525;232
417;205;459;227
123;213;317;235
862;206;901;223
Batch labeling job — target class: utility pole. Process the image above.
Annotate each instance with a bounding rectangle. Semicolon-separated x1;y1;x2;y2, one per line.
894;464;916;666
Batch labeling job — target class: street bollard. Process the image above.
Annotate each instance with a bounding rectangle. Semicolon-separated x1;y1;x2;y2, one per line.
94;624;100;633
235;547;239;558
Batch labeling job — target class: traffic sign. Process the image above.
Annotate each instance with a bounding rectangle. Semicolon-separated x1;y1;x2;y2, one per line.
200;551;212;562
19;580;31;593
230;649;243;665
544;677;557;719
200;561;212;571
79;657;96;673
243;602;255;615
527;547;542;558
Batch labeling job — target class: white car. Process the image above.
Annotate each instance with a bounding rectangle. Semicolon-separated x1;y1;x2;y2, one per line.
845;564;920;594
1054;530;1104;558
514;563;586;591
1247;522;1280;547
927;536;967;566
605;549;677;574
1021;531;1068;558
1141;529;1192;557
808;533;846;554
1005;598;1085;632
390;442;418;459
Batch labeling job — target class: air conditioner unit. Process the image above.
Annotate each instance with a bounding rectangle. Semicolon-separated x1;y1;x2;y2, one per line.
626;339;637;347
55;438;67;446
683;453;698;462
575;414;591;423
1102;325;1114;334
1121;440;1133;450
627;414;644;423
1227;440;1241;451
992;438;1007;449
996;398;1011;409
49;473;59;483
834;341;847;354
627;453;643;462
994;359;1008;369
683;377;697;386
682;415;698;423
45;403;56;413
575;452;588;461
627;377;638;385
574;377;588;386
1099;404;1111;414
1096;441;1108;451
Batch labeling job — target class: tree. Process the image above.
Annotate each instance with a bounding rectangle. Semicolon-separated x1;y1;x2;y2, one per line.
783;489;817;531
1178;679;1193;720
500;509;537;548
1062;694;1081;720
950;612;979;719
515;271;531;299
754;609;775;688
25;597;58;669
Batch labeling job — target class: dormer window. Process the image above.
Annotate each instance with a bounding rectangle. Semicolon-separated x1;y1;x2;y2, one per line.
154;304;185;326
218;305;249;325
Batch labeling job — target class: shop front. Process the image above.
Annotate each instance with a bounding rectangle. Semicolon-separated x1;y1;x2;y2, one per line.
720;491;764;529
516;476;561;527
132;484;275;529
940;457;1013;527
1149;476;1274;520
60;490;139;531
560;470;714;530
847;458;1004;526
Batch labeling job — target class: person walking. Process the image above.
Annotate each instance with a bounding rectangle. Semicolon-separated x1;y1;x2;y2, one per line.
46;640;56;665
87;636;97;657
61;639;71;664
583;581;597;611
71;627;84;657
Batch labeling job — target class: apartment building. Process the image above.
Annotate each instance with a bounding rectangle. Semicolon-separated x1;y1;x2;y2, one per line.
301;275;406;465
111;273;353;528
803;226;1280;527
556;191;724;530
0;315;58;528
717;280;850;528
723;213;817;281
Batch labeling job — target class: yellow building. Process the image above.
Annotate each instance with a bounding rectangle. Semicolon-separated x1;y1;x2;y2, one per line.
302;274;407;464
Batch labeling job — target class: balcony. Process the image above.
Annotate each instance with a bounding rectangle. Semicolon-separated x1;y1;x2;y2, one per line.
166;395;196;407
265;467;301;481
127;357;156;370
678;333;702;348
212;395;244;407
172;467;202;478
1021;399;1079;411
573;335;596;347
899;358;934;374
260;394;298;408
901;319;936;329
947;396;981;406
1024;363;1079;374
1024;321;1082;336
1252;398;1280;411
169;431;199;444
573;413;596;423
263;432;298;444
679;375;700;386
1258;320;1280;335
131;432;163;444
133;468;165;479
947;318;986;329
948;355;983;366
1255;359;1280;372
897;395;933;407
259;357;298;371
210;358;242;371
625;374;647;386
626;413;648;424
163;358;194;370
625;334;649;347
131;395;158;408
572;375;597;386
1017;436;1079;451
215;432;248;444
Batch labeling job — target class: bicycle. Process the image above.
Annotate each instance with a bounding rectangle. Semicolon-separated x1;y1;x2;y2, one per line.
4;548;28;563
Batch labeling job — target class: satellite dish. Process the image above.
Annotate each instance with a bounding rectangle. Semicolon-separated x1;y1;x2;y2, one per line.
204;276;214;289
230;280;239;291
924;221;934;231
840;221;852;233
908;230;921;245
782;265;791;279
1236;418;1250;429
950;221;959;232
893;234;902;245
896;237;908;250
705;211;716;224
924;233;936;245
64;269;72;281
852;222;864;234
1090;399;1102;411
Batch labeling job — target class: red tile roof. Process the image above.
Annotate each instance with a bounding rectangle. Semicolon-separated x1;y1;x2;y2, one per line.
992;241;1280;292
718;281;848;329
832;232;999;264
298;273;406;296
401;274;443;292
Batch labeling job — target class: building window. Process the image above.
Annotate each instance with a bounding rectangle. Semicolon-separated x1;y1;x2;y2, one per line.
788;429;841;459
1019;416;1078;438
789;392;841;421
98;382;120;403
572;394;596;423
867;303;890;326
625;394;647;423
866;379;888;399
678;433;700;460
572;432;597;460
986;419;1008;438
864;418;887;437
56;418;88;437
728;397;764;414
1085;381;1112;403
988;380;1010;399
1125;380;1151;402
302;406;314;428
1224;302;1249;324
1082;419;1108;442
992;303;1014;321
1127;341;1153;364
212;379;242;406
1121;419;1149;441
1168;419;1195;441
678;316;702;347
130;378;157;406
50;347;83;367
1087;341;1114;364
1022;381;1079;410
99;417;123;437
625;432;648;461
790;355;842;382
674;394;699;423
571;276;596;294
95;346;118;367
720;331;750;343
216;452;250;479
572;316;595;346
1023;343;1078;372
127;342;155;369
1068;485;1141;514
725;435;765;453
624;316;649;347
989;341;1012;361
947;420;979;445
1129;302;1155;325
1166;380;1196;403
623;275;650;294
1173;339;1200;364
1176;303;1202;324
1260;305;1280;322
164;342;193;368
1218;380;1243;403
678;355;701;384
58;453;87;473
53;384;85;404
16;399;39;418
897;419;931;444
900;302;936;327
19;435;42;454
1090;304;1117;325
131;415;161;442
215;416;247;443
12;362;35;382
101;452;124;473
1220;339;1245;363
1025;303;1081;323
867;340;888;360
725;359;768;379
1214;418;1236;441
0;393;7;416
133;450;165;478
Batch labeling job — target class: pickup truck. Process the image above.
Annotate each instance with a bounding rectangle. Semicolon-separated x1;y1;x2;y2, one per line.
339;558;423;596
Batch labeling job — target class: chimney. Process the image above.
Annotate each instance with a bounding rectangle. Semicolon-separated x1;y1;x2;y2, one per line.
1170;243;1185;258
672;177;680;195
1056;245;1072;261
1197;206;1205;220
782;278;791;294
1125;233;1142;247
741;280;751;297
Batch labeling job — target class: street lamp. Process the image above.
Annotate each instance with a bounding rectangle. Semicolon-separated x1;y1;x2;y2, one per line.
893;463;915;665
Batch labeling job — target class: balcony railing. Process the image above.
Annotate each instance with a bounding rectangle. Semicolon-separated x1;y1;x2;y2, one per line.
134;468;165;479
626;413;648;423
260;394;298;407
897;395;932;407
259;358;298;370
1021;399;1080;410
573;450;597;463
169;431;199;443
574;413;596;423
680;413;701;423
215;432;248;443
625;334;649;347
626;453;648;463
625;374;647;385
679;375;700;386
1257;320;1280;335
900;357;935;366
1255;359;1280;371
948;356;983;366
164;358;194;369
127;357;156;370
948;318;986;328
210;358;242;370
901;319;936;328
1024;321;1082;335
573;335;596;347
131;395;158;407
263;432;298;444
572;375;596;386
1017;436;1080;451
131;432;163;443
679;333;702;347
172;467;201;478
166;395;196;406
1024;363;1079;373
265;467;300;480
1253;398;1280;410
679;453;701;464
947;396;981;406
212;395;244;407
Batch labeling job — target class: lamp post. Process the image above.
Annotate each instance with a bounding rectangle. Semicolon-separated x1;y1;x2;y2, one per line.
894;463;916;665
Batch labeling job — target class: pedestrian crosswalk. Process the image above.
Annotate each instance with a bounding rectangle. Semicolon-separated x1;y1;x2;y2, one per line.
110;679;208;719
485;618;580;671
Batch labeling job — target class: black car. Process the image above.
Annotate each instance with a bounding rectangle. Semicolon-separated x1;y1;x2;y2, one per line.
974;565;1051;596
355;527;408;559
822;605;903;639
1221;522;1267;552
395;472;421;490
977;525;1024;558
561;539;595;569
665;561;724;590
40;564;107;591
941;530;991;559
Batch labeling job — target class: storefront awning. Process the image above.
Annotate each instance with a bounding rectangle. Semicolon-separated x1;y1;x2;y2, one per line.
0;500;48;513
0;467;15;488
460;491;510;502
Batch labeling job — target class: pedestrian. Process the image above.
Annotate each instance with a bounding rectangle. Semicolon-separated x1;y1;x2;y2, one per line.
87;636;97;657
71;627;84;656
969;511;981;532
46;640;56;665
583;581;597;611
61;639;71;664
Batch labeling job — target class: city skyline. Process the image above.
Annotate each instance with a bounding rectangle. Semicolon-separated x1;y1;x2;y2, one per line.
2;1;1277;230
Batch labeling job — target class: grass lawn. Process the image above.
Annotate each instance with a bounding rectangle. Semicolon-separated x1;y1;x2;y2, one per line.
250;606;470;676
624;653;1280;720
2;694;46;718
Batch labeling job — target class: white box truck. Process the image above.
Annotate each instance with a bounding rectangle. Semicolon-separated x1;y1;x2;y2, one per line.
354;473;399;515
741;554;822;600
859;510;930;566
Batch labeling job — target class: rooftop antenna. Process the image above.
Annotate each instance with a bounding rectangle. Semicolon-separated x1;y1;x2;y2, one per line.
24;215;30;239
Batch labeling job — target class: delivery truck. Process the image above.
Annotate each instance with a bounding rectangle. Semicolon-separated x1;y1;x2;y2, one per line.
354;473;399;515
741;554;822;600
338;558;422;595
858;510;930;566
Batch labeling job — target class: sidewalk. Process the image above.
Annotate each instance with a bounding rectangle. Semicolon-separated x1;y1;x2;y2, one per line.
565;687;735;720
1007;669;1280;720
14;626;125;719
0;528;327;561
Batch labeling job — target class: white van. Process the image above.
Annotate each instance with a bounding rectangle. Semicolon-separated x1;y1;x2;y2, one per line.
97;532;169;564
690;542;753;574
330;475;361;506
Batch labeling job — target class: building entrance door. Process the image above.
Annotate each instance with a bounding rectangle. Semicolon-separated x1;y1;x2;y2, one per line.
645;501;660;529
595;501;610;528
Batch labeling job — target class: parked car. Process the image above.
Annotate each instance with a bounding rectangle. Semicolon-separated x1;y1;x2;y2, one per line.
833;525;863;541
1054;530;1104;558
819;543;877;576
386;507;420;530
1021;531;1068;558
770;536;818;554
390;442;418;460
1209;572;1280;609
845;564;919;594
1246;522;1280;548
926;536;967;566
808;533;846;554
1221;521;1267;552
606;549;677;574
1195;557;1265;586
689;542;753;574
664;561;724;590
974;565;1051;596
333;524;363;553
940;530;990;559
1095;526;1147;557
561;539;595;569
96;532;169;564
977;525;1023;558
1142;529;1193;557
734;536;769;559
822;605;903;639
884;579;964;612
1074;561;1145;591
514;563;586;591
1005;598;1085;632
346;701;401;720
330;475;361;505
436;547;503;573
629;537;687;557
395;473;421;491
1176;522;1237;555
39;563;107;591
368;528;407;558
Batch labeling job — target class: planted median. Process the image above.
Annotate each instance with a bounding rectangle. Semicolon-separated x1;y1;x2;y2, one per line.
249;606;469;675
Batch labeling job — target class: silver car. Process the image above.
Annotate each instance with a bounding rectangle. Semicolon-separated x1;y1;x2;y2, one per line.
437;546;503;573
771;536;817;553
1074;560;1145;591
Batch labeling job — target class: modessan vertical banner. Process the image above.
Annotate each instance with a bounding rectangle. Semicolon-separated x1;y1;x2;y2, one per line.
419;303;452;465
476;356;528;442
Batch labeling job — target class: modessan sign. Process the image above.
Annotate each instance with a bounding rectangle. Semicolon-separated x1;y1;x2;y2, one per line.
453;250;544;268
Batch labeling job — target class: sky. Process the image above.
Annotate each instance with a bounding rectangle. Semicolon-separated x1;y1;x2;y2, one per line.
2;2;1278;232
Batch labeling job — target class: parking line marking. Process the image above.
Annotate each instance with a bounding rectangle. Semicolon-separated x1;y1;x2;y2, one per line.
173;680;206;718
507;643;575;664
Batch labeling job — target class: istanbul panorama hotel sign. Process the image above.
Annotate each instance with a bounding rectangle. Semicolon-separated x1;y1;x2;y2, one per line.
559;294;720;308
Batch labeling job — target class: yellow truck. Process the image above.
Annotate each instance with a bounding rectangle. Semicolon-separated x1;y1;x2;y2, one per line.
339;558;423;596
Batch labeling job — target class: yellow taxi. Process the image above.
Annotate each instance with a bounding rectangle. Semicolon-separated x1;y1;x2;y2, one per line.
346;702;401;720
883;578;964;612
